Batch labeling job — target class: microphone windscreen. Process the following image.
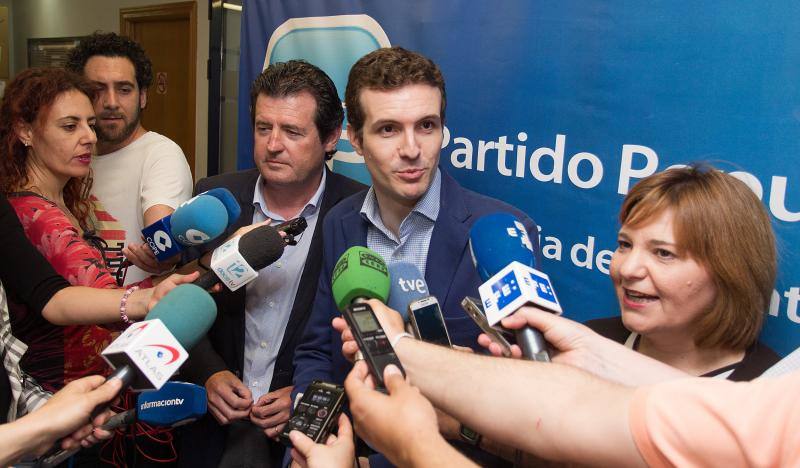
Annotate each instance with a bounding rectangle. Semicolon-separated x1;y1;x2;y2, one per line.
171;195;229;246
386;262;428;322
469;213;535;281
237;225;285;270
144;284;217;350
200;188;242;224
331;246;390;311
137;381;207;426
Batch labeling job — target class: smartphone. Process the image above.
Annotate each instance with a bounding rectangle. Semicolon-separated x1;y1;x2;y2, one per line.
461;296;513;357
408;296;452;347
341;302;405;390
279;380;345;447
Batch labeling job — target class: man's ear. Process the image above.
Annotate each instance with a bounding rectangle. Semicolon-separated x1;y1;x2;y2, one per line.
322;125;342;154
139;88;148;110
347;125;364;156
14;122;33;147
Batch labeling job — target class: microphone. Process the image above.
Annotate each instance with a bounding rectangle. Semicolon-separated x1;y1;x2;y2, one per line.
469;213;562;362
193;224;285;291
199;187;242;226
386;261;429;322
40;383;207;468
142;193;231;261
331;246;391;310
101;381;207;431
101;283;218;390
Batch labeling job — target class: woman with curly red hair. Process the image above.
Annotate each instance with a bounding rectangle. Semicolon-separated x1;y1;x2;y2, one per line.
0;68;178;393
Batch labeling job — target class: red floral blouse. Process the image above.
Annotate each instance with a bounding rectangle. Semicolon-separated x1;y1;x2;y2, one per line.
7;193;151;392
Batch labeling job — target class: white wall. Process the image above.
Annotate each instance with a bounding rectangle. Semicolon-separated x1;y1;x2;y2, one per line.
9;0;209;179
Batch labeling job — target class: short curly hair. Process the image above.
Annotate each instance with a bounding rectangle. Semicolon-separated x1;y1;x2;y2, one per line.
345;46;446;142
66;31;153;90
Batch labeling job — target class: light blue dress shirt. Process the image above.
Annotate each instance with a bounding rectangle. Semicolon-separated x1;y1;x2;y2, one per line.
360;168;441;276
242;170;326;401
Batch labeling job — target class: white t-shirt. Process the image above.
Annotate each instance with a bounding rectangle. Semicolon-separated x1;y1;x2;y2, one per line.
91;131;193;284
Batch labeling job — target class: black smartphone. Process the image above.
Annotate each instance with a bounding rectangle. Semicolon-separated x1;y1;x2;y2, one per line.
279;380;345;447
342;302;405;390
408;296;452;347
461;296;513;357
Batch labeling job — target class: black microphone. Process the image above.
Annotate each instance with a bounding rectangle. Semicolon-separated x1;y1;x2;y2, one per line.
193;224;285;291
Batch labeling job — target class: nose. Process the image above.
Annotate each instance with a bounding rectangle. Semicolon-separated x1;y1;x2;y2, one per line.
266;130;284;153
83;123;98;146
102;89;119;109
398;128;421;160
614;248;647;281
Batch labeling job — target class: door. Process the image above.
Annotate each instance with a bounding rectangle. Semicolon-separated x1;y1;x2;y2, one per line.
121;1;196;177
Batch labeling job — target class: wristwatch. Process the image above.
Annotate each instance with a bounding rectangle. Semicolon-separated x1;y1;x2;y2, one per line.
459;424;482;446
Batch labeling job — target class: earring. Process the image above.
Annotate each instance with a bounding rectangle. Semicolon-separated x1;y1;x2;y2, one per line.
23;141;30;147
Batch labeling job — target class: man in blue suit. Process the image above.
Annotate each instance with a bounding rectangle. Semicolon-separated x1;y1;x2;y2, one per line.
291;46;538;460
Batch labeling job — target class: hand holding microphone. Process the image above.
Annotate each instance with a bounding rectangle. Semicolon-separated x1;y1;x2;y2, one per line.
469;213;562;362
136;188;242;266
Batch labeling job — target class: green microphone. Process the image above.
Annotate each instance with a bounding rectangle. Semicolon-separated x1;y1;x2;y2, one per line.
331;246;390;310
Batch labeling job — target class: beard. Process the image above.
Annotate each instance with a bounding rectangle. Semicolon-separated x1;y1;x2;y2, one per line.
96;106;141;146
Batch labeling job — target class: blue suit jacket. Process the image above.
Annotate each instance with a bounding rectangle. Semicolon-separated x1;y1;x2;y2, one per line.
292;169;539;397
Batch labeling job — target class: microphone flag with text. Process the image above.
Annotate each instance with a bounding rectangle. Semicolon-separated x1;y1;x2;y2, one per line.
192;224;285;292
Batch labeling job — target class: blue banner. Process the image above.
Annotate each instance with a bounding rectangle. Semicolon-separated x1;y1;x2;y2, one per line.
239;1;800;355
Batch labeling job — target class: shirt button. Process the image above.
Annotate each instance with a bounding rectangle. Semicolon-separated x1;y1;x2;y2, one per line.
269;301;274;308
252;382;258;387
260;341;267;348
276;262;282;268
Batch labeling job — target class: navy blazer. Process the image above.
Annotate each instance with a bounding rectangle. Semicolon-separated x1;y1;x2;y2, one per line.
292;169;539;397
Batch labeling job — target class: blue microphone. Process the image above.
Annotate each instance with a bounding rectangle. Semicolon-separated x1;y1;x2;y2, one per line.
142;194;230;261
469;213;561;362
199;187;242;226
387;261;429;322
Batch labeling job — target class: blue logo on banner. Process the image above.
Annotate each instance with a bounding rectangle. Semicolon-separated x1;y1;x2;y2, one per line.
491;271;521;309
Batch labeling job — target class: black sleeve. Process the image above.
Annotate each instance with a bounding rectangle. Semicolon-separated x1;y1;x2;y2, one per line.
0;193;70;313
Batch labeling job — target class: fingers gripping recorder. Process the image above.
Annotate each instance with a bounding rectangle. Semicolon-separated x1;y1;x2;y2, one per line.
331;246;403;390
469;213;563;362
142;188;242;261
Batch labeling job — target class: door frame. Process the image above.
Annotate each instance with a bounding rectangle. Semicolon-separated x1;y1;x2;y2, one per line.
120;1;197;171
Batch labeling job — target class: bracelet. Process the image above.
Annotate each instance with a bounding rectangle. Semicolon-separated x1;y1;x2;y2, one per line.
120;285;140;324
390;332;414;349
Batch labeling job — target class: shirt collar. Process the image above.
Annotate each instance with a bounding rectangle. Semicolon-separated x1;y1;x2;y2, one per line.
360;167;441;225
252;168;327;221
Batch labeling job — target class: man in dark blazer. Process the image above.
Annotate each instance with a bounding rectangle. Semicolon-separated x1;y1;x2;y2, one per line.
177;61;364;468
291;47;538;466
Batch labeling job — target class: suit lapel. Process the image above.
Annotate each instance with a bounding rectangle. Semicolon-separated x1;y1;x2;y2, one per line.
425;171;470;308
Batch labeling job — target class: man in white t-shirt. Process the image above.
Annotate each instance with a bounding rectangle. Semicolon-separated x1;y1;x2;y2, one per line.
67;32;193;284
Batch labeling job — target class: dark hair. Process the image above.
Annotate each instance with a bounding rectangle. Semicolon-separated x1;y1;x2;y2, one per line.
620;164;776;350
345;46;446;141
249;60;343;159
0;68;97;227
66;31;153;90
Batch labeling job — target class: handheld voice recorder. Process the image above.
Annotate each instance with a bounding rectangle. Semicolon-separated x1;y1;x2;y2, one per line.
342;302;405;389
280;380;345;447
274;217;308;246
